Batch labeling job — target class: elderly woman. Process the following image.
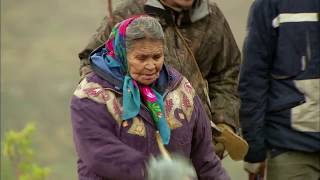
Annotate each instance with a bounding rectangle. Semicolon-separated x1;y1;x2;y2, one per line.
71;16;229;180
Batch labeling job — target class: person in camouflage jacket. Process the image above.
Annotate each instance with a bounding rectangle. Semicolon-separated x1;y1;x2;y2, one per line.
78;0;242;157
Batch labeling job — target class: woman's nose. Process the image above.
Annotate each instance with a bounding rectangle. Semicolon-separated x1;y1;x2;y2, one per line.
145;61;156;70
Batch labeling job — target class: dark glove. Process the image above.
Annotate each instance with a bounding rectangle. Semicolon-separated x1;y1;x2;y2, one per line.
79;51;92;77
80;65;93;78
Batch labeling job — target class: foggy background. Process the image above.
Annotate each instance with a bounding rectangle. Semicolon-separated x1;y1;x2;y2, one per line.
1;0;252;179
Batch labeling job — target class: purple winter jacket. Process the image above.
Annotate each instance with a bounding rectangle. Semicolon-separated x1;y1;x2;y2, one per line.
70;66;229;180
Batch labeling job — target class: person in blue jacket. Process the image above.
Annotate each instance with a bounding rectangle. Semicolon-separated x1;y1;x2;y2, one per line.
239;0;320;179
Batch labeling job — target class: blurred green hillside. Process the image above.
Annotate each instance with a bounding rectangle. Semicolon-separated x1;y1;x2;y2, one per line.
1;0;251;179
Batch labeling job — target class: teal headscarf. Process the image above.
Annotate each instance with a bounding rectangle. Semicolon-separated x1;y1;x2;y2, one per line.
91;16;170;144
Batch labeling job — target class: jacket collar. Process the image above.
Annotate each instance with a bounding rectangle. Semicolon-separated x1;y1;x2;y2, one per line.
145;0;209;23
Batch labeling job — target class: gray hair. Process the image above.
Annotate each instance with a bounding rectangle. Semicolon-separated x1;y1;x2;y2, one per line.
125;16;165;52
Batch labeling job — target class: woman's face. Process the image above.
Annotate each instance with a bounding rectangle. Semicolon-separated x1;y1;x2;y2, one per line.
127;39;164;85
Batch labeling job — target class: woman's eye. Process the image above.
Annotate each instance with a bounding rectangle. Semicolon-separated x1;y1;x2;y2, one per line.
152;54;162;60
136;55;147;61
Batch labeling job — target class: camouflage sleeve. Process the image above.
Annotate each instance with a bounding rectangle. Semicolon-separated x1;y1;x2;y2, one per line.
78;0;144;73
206;3;241;130
78;15;113;70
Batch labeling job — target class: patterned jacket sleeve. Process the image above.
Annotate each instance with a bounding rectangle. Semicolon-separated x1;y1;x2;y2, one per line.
238;0;277;162
190;96;230;180
206;3;241;129
70;96;147;179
